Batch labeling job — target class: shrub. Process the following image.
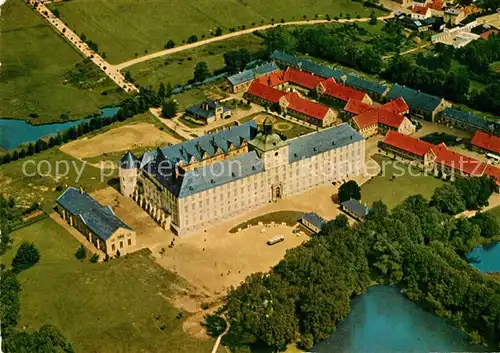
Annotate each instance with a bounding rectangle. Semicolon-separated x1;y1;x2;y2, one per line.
202;314;227;337
75;245;86;260
12;242;40;272
90;253;99;263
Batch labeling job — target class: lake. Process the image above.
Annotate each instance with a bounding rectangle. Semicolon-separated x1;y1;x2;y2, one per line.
467;242;500;273
312;285;482;353
0;107;119;151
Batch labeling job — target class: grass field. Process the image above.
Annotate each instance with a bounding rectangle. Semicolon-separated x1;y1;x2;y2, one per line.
1;218;213;353
128;34;264;89
229;210;305;233
0;148;112;210
0;0;125;123
361;154;445;209
49;0;382;63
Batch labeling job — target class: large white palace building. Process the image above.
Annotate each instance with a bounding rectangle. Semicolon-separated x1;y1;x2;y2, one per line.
119;120;365;235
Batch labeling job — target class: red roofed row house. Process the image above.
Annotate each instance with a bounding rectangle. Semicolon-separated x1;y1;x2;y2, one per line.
471;130;500;156
345;97;416;138
244;67;371;128
381;130;500;188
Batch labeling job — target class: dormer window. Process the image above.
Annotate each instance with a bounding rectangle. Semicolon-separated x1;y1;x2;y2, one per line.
231;172;236;177
211;179;215;184
275;152;279;156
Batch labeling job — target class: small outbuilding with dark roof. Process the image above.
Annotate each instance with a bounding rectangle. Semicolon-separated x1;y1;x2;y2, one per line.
341;199;371;221
301;212;327;233
56;187;136;256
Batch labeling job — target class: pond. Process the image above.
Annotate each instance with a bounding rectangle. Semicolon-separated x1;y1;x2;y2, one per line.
467;242;500;273
0;107;119;151
312;285;482;353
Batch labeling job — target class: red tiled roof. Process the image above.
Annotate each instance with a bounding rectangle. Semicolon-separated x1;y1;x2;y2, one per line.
412;5;429;14
382;130;433;156
344;99;373;115
285;68;325;90
429;0;444;10
245;82;285;103
354;109;405;130
480;29;500;40
431;144;486;176
485;164;500;186
471;130;500;154
353;111;378;130
322;80;367;102
256;68;325;90
283;92;330;120
380;97;409;115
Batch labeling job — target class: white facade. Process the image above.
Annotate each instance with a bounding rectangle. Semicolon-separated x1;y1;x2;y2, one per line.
120;124;365;235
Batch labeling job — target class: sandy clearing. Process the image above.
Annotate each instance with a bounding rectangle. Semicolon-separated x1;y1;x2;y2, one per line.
60;123;179;159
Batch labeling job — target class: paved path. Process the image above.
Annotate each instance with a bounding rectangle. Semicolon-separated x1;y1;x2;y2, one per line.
115;14;394;70
34;2;138;93
382;43;431;60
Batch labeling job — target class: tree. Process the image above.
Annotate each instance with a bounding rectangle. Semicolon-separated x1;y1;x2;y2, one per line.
215;27;223;36
75;245;86;260
11;242;40;272
164;40;175;49
338;180;361;203
52;8;60;18
90;253;99;263
431;184;466;215
264;27;297;54
158;82;166;101
369;11;377;25
202;315;227;337
223;49;251;74
0;270;20;334
470;212;499;238
165;82;173;98
162;100;178;118
4;324;74;353
193;61;211;82
187;34;198;43
124;71;133;83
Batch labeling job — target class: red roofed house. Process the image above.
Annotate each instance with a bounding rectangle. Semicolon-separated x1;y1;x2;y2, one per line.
279;92;339;127
244;81;286;106
471;130;500;156
344;98;373;117
381;131;500;187
348;97;414;138
411;5;432;19
480;29;499;40
256;67;325;92
316;78;373;106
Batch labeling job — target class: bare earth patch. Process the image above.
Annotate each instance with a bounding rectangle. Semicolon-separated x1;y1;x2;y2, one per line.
60;123;179;159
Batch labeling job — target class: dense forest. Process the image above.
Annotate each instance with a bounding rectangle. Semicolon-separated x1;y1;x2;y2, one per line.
219;176;500;352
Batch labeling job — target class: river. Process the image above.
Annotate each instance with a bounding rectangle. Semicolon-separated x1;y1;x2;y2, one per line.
467;241;500;273
0;107;119;151
311;286;482;353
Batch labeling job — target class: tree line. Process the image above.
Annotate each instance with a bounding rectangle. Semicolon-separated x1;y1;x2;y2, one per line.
218;176;500;352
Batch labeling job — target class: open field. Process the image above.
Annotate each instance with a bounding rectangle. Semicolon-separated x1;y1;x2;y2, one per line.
50;0;382;63
128;34;265;89
240;113;314;139
1;218;213;353
361;154;445;209
0;0;124;123
0;148;112;210
60;122;179;159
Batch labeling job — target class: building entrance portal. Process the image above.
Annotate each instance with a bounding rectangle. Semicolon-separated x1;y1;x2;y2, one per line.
272;184;283;201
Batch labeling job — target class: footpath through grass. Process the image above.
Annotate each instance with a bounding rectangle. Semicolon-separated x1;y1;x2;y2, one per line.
361;154;446;209
1;218;213;353
0;0;124;123
49;0;381;63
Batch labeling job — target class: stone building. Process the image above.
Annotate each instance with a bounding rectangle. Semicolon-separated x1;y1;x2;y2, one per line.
56;187;136;256
119;121;365;235
185;99;231;125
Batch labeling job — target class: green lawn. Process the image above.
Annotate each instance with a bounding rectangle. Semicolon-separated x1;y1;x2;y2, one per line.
1;218;213;353
0;0;125;123
229;211;305;233
50;0;381;63
0;148;112;210
361;155;445;209
128;34;264;89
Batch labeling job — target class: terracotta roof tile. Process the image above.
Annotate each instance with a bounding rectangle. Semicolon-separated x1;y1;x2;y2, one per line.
380;97;409;114
245;81;285;103
480;29;500;40
382;130;433;156
284;92;330;121
344;99;373;115
471;130;500;154
322;80;367;102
